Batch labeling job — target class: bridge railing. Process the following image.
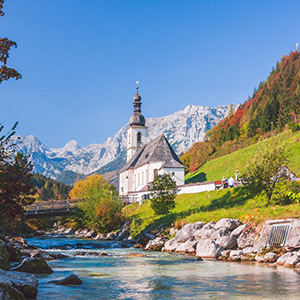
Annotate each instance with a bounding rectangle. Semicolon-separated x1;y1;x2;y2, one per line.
25;199;84;215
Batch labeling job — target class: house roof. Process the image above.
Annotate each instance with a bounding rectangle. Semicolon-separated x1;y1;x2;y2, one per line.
120;134;184;172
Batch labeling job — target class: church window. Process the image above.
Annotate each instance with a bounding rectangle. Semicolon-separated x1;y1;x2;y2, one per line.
137;132;142;147
172;172;175;176
128;134;130;145
138;173;140;186
154;169;158;178
146;170;149;183
142;171;144;185
134;175;136;188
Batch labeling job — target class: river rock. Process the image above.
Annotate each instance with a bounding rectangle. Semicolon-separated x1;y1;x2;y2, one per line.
230;224;247;238
215;219;241;231
276;252;295;265
285;219;300;250
175;240;198;253
49;274;82;285
212;228;237;249
85;230;96;239
175;222;204;243
144;237;165;251
138;231;156;247
196;239;224;258
115;221;131;241
283;253;300;268
11;257;53;274
228;250;242;261
93;233;105;241
0;282;25;300
106;232;117;240
162;238;180;252
255;253;265;262
169;227;178;236
20;249;55;261
0;269;38;299
263;252;278;263
200;222;215;240
237;224;257;249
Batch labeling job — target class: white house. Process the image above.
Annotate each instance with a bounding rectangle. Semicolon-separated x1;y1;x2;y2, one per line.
119;86;185;202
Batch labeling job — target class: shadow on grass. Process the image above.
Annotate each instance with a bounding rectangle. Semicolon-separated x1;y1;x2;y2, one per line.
142;186;255;232
185;172;207;184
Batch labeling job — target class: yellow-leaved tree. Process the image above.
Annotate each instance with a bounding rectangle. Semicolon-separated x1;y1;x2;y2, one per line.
70;174;123;233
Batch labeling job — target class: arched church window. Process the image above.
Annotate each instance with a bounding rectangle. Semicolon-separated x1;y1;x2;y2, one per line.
154;169;158;178
137;132;142;147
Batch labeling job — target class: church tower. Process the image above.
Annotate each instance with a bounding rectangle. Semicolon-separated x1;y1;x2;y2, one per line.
127;82;147;161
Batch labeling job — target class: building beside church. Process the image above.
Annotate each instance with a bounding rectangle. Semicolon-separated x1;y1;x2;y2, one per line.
119;86;185;202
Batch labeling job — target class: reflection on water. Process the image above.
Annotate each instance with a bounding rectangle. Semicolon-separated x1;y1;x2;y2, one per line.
27;237;300;300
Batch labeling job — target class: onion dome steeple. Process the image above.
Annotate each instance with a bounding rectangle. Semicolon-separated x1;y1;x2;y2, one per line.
129;81;145;126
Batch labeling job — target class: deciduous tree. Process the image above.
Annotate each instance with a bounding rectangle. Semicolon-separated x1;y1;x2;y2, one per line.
69;175;123;233
0;0;21;84
243;137;289;206
149;174;178;215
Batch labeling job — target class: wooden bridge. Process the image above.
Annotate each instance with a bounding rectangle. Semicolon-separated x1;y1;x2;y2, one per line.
24;199;84;218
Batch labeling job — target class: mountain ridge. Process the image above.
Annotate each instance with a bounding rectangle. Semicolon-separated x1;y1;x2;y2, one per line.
13;104;237;183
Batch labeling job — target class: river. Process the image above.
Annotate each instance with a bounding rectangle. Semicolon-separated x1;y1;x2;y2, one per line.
26;236;300;300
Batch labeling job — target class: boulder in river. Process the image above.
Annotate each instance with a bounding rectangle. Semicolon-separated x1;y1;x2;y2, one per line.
175;222;204;243
11;257;53;274
145;237;165;251
49;274;82;286
0;269;38;299
162;238;179;252
0;282;25;300
196;239;224;258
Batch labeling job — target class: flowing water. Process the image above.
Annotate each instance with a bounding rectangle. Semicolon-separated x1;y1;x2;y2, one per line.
26;236;300;300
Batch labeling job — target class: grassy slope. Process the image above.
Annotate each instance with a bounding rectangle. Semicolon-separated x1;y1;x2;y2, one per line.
124;130;300;237
185;130;300;184
124;186;300;237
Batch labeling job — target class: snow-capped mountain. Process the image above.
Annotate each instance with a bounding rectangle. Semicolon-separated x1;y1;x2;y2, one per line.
14;104;237;179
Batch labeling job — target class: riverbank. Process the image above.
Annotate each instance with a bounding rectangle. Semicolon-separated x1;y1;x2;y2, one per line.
2;215;300;299
45;216;300;270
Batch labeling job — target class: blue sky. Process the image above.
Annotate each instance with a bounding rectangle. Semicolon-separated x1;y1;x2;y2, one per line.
1;0;299;148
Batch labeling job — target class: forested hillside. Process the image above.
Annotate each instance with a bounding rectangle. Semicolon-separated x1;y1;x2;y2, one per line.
182;51;300;173
31;173;71;201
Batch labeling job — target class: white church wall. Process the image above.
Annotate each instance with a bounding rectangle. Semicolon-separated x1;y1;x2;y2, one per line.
178;182;216;194
133;162;163;191
163;167;185;186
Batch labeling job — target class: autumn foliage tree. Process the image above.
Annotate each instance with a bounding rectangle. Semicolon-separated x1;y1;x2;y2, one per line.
69;175;123;233
0;0;21;84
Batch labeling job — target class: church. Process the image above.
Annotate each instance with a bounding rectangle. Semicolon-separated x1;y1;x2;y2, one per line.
119;85;185;202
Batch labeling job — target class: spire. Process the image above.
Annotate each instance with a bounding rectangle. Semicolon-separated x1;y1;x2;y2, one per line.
133;80;142;113
129;81;145;126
